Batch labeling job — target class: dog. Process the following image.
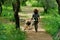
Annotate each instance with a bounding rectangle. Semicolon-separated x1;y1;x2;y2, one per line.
24;19;32;30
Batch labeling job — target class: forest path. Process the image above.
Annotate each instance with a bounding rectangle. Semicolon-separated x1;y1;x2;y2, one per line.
19;7;53;40
0;6;53;40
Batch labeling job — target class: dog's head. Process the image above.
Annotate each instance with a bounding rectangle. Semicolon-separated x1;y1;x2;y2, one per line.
25;19;31;25
25;19;31;23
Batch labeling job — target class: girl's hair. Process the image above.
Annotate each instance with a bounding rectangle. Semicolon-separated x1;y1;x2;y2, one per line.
34;9;38;14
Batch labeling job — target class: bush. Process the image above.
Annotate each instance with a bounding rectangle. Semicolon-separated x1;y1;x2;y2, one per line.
2;6;15;21
41;16;60;40
26;0;42;7
31;1;39;7
0;23;26;40
41;9;60;40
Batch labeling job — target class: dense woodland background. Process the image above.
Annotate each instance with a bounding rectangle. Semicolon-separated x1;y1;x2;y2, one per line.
0;0;60;40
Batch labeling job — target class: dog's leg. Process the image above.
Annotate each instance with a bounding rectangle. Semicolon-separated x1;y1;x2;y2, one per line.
24;25;28;30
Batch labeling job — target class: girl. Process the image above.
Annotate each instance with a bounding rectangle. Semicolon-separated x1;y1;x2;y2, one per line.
31;9;40;32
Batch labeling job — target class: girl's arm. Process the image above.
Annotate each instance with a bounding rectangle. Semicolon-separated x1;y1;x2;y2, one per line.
38;14;40;22
31;14;34;20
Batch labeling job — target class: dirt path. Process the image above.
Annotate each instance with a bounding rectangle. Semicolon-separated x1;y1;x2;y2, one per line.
19;7;52;40
20;21;53;40
21;22;53;40
25;21;52;40
26;31;52;40
20;7;53;40
0;17;53;40
0;6;53;40
20;22;53;40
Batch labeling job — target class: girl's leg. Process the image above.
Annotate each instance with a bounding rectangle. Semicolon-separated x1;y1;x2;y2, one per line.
34;21;38;32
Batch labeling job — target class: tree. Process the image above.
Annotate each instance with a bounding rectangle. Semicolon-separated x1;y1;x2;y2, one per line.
0;3;2;16
41;0;48;13
56;0;60;14
40;0;57;13
12;0;20;30
44;0;48;13
20;0;27;6
0;0;4;16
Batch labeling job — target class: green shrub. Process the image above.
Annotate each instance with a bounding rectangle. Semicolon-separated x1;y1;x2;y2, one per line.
41;9;60;40
2;6;15;21
42;16;58;35
0;23;26;40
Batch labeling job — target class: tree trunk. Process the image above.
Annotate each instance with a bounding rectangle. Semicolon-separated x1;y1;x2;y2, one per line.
44;0;49;13
12;0;20;30
14;11;20;30
0;0;4;16
44;6;47;13
0;3;2;16
56;0;60;14
15;0;20;29
58;5;60;14
17;0;21;12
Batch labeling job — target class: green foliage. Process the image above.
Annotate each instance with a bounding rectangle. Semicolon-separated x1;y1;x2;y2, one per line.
41;16;59;35
42;15;60;40
2;6;15;21
41;8;58;16
26;1;32;6
20;0;27;6
0;0;4;4
41;9;60;40
41;0;57;8
26;0;57;8
26;0;42;7
3;0;12;6
0;23;26;40
30;0;38;7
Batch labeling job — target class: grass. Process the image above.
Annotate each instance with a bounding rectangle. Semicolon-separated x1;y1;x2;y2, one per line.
41;16;60;40
1;6;14;21
0;22;26;40
0;5;27;40
41;16;59;35
41;9;60;40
